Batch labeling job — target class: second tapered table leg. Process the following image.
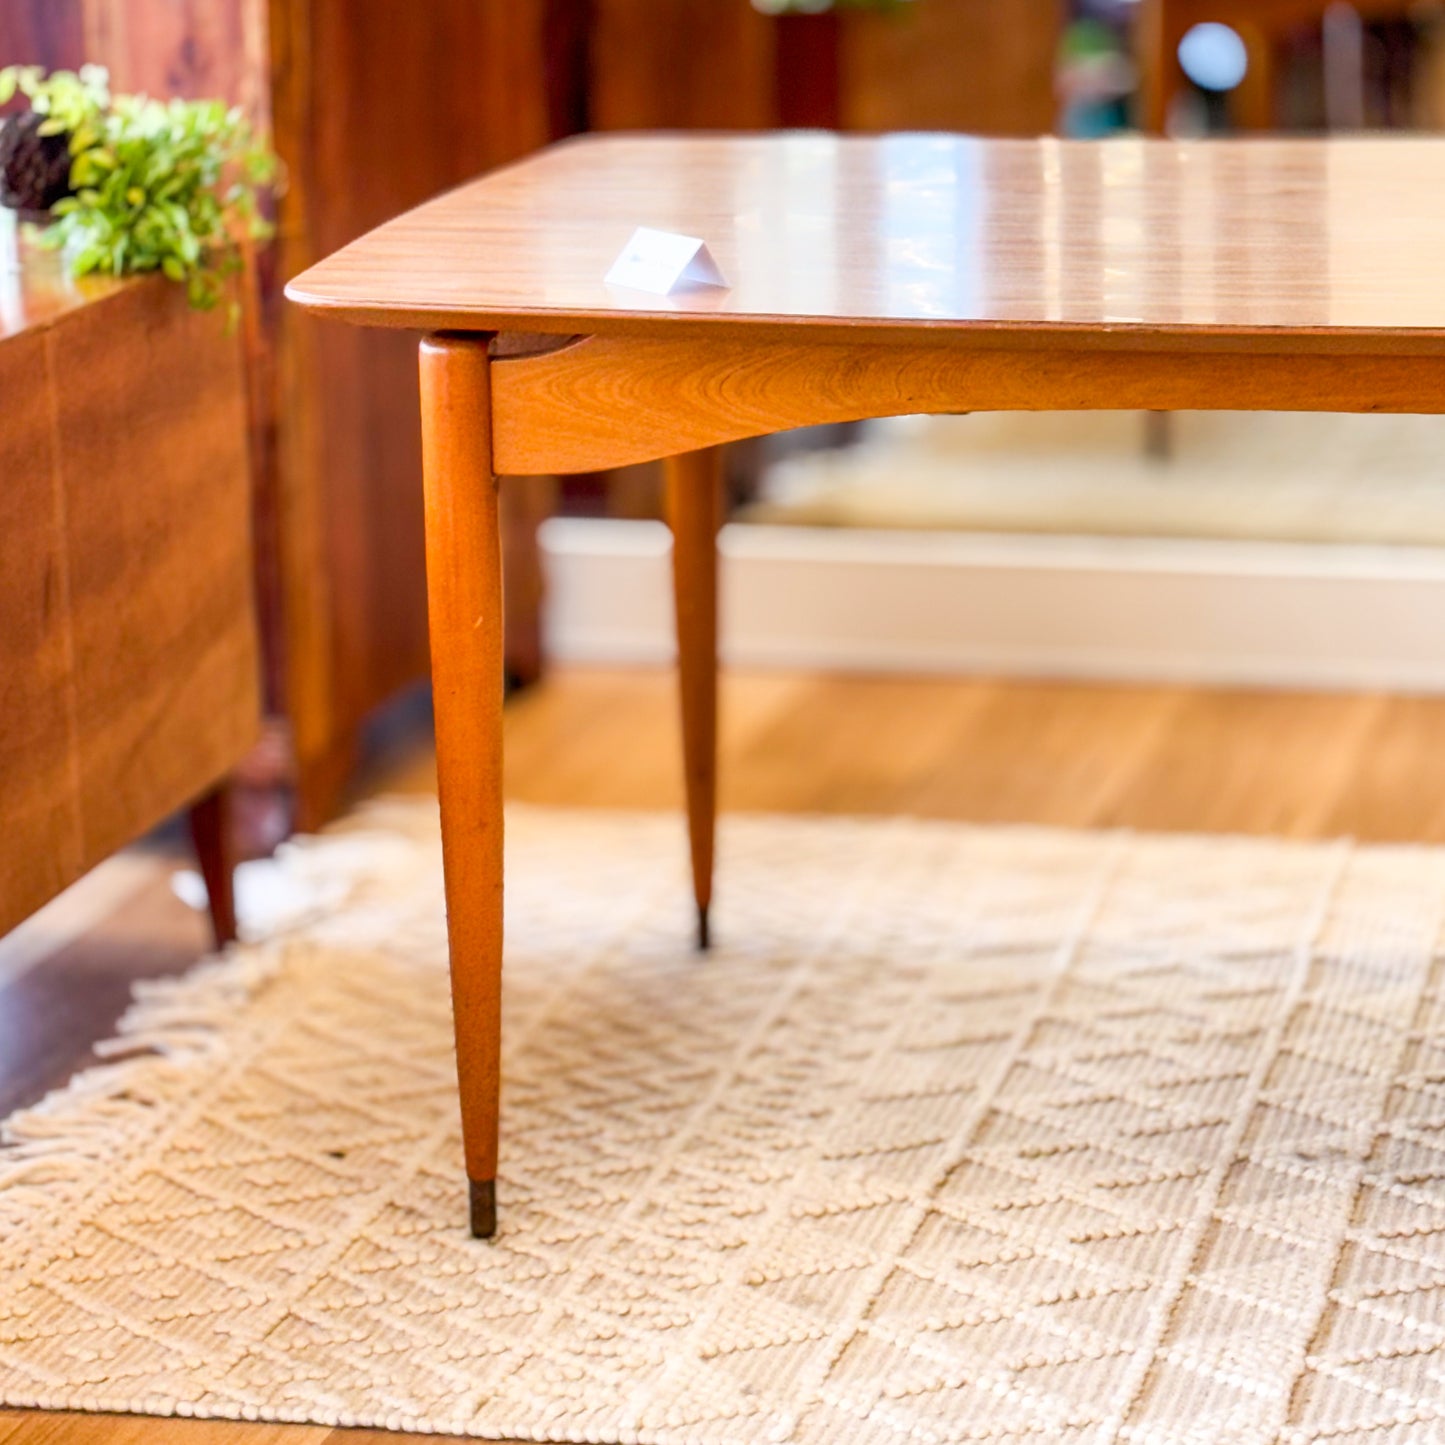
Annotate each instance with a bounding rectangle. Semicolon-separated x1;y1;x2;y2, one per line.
419;334;505;1239
664;446;723;951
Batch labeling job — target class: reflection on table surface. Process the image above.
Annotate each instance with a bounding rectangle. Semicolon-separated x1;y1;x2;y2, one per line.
290;132;1445;337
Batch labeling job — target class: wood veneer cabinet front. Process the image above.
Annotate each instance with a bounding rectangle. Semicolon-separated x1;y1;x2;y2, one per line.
0;252;260;937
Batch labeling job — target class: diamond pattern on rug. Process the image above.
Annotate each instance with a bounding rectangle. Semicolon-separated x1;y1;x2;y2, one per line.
5;803;1445;1443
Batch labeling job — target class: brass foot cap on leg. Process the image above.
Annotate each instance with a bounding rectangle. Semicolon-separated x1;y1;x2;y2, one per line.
469;1178;497;1239
697;903;711;953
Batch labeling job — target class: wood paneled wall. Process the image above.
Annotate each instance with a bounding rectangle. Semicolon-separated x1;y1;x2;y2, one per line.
84;0;266;113
590;0;1062;136
0;2;80;77
270;0;551;823
0;0;263;108
841;0;1063;136
590;0;775;129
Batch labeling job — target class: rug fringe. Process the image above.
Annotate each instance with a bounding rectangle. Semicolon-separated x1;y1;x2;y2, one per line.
0;946;284;1234
0;812;418;1235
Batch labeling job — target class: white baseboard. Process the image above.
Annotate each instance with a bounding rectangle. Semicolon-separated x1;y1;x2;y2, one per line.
540;518;1445;692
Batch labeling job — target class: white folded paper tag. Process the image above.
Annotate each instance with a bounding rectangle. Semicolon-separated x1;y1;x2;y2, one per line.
605;227;728;296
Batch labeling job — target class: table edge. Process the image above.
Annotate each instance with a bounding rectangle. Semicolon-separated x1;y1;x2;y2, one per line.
280;284;1445;357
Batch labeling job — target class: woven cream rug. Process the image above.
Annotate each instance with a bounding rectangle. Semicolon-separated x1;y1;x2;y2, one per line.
5;802;1445;1443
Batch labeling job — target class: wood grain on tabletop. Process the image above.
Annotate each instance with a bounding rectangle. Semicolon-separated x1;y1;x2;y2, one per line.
286;133;1445;347
12;671;1445;1443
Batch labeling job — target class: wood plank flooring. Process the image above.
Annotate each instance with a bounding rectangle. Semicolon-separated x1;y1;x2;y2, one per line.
7;666;1445;1444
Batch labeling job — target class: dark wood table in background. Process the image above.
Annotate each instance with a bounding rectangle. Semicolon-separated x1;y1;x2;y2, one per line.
289;130;1445;1237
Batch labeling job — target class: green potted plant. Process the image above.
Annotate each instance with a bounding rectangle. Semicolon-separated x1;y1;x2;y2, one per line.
0;64;275;311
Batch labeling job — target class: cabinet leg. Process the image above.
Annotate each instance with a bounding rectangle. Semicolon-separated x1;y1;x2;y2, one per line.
665;447;722;952
419;334;505;1239
188;784;237;949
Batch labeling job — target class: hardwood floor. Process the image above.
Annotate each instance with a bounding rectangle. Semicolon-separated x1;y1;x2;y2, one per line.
7;666;1445;1444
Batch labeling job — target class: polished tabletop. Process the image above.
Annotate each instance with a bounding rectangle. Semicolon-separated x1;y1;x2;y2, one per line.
286;132;1445;350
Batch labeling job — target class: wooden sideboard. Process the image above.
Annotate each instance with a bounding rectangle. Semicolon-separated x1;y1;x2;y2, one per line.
0;227;260;941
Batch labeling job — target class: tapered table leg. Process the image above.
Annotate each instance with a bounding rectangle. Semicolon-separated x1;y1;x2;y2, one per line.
419;334;505;1240
188;783;237;949
664;447;723;952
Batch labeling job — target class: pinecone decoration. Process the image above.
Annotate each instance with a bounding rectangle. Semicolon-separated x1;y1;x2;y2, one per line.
0;112;74;216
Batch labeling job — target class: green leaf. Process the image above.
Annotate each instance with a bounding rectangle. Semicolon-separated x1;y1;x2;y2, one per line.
12;66;276;316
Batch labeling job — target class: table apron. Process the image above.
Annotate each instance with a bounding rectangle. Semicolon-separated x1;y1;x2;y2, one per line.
487;333;1445;476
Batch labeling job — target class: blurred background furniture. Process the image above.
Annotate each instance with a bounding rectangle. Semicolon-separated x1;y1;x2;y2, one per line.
0;231;258;946
1138;0;1439;132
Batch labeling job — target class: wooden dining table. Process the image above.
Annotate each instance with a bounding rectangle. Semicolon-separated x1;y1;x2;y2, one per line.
287;131;1445;1238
